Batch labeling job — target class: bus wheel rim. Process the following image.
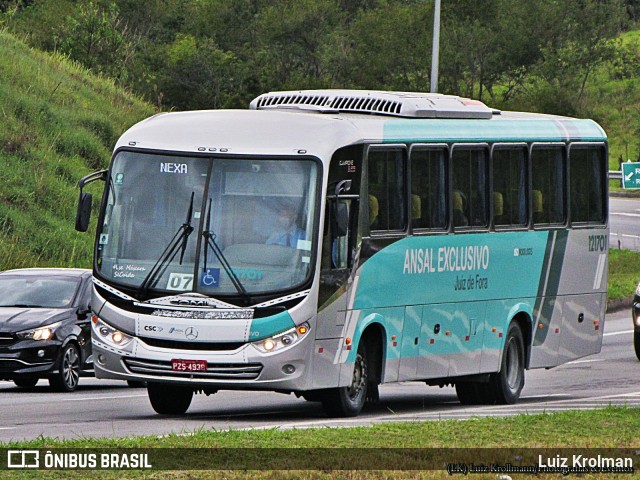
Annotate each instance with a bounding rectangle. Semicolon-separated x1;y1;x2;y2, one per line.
505;339;520;390
348;353;366;400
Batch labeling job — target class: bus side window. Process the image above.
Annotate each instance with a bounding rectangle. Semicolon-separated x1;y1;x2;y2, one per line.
492;146;528;228
532;146;566;227
368;148;406;233
451;146;489;230
410;148;447;231
569;146;606;225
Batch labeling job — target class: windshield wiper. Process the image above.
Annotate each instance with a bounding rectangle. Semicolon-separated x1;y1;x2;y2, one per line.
202;198;250;305
139;192;195;293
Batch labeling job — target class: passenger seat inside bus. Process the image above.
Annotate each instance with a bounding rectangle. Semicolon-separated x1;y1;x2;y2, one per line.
532;189;545;224
453;191;468;227
411;194;422;227
493;191;505;225
369;194;379;229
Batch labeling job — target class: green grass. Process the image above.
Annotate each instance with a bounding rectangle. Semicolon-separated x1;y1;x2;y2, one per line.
0;29;155;271
608;248;640;301
1;407;639;479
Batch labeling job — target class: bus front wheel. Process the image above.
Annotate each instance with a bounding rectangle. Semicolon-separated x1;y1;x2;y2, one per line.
321;342;368;417
147;383;193;415
489;322;525;404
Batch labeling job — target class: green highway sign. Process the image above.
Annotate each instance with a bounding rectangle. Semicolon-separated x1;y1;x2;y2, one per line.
621;162;640;189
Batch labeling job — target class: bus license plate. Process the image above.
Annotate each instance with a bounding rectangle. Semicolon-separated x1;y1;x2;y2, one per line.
171;359;208;372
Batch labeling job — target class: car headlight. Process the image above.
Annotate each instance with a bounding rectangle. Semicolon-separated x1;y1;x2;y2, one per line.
16;321;62;341
91;316;133;349
252;322;310;353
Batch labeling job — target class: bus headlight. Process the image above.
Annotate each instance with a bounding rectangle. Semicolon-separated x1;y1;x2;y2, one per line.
253;322;310;353
91;316;133;350
16;321;62;341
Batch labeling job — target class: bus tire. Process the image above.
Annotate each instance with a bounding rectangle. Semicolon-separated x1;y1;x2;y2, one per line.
147;383;193;415
321;342;368;417
634;331;640;361
455;381;495;405
127;380;147;388
489;322;525;404
455;382;477;404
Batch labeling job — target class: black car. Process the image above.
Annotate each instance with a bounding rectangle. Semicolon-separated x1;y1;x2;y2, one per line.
0;268;93;391
634;284;640;361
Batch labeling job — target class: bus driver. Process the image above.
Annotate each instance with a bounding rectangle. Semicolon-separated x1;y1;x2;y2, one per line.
266;203;306;247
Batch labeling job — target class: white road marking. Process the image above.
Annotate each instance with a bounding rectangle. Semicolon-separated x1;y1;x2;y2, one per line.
603;329;633;337
566;358;603;365
565;358;604;365
54;394;148;402
610;213;640;218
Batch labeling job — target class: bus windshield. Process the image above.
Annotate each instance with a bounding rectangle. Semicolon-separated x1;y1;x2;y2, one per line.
96;151;319;298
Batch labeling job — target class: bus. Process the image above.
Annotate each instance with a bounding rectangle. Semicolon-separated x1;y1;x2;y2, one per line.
76;90;608;416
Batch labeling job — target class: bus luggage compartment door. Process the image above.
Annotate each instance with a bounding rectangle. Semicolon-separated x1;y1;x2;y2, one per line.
557;293;605;363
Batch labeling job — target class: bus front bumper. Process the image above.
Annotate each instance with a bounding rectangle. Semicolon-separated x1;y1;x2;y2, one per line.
92;332;315;391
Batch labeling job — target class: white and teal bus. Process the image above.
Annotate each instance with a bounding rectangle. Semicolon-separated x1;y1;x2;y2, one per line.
76;90;608;416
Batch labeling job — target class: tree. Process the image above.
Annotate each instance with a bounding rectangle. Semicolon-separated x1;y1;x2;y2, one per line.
523;0;626;114
59;2;135;82
253;0;345;90
343;2;433;91
158;34;239;110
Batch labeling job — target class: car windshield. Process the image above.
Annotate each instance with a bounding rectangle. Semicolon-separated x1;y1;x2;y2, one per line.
0;276;81;308
96;151;319;298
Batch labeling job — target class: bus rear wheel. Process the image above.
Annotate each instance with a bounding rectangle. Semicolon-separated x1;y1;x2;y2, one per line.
489;322;525;404
455;382;493;405
321;342;368;417
147;383;193;415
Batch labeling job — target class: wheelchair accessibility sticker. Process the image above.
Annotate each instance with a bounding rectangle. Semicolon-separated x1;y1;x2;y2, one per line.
201;268;220;287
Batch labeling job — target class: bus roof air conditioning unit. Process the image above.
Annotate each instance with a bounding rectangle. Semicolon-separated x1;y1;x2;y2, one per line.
250;89;496;119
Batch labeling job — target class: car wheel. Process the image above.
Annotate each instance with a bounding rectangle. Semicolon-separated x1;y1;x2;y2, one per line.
14;378;38;388
49;343;81;392
147;383;193;414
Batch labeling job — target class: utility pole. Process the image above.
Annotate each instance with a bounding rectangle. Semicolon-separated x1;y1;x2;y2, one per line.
430;0;441;93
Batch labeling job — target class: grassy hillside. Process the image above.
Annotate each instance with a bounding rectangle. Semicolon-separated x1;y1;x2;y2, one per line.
586;30;640;169
0;29;155;270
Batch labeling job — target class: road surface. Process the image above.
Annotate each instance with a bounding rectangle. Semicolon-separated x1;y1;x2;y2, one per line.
0;309;637;442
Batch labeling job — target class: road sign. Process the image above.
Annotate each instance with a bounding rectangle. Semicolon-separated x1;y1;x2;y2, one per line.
621;162;640;189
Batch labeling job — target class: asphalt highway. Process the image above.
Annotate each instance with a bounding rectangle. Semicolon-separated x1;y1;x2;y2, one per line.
0;309;636;442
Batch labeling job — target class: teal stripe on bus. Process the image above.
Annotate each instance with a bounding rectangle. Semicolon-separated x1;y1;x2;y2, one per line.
249;311;295;340
382;118;606;144
354;231;550;310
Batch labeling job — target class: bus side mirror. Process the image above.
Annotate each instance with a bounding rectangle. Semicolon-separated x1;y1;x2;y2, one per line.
333;202;349;238
75;169;107;232
331;179;352;238
75;192;93;232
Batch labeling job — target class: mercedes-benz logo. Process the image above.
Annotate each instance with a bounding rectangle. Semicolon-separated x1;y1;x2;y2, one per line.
185;327;198;340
